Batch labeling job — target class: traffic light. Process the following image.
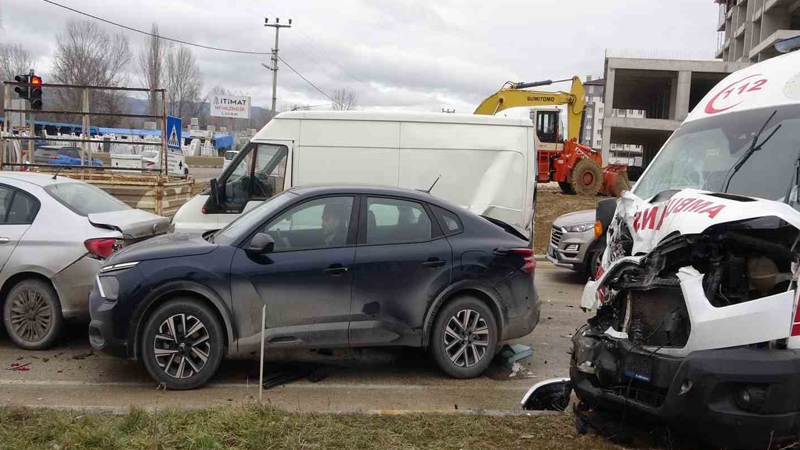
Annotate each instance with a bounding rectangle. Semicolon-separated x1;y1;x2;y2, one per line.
14;74;29;100
29;75;42;110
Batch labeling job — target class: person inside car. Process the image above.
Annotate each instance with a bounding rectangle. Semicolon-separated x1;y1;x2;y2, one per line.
322;202;348;247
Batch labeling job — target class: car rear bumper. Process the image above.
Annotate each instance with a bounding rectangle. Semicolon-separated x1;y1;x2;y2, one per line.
499;270;540;341
51;255;103;321
571;330;800;448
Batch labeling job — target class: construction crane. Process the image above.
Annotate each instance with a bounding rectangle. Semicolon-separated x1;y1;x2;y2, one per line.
475;76;629;196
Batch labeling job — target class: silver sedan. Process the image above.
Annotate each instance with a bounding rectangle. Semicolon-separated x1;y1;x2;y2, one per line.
0;172;168;350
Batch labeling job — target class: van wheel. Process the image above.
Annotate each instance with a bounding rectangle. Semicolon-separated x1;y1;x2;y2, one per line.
431;296;498;379
587;250;603;280
140;299;224;390
3;279;64;350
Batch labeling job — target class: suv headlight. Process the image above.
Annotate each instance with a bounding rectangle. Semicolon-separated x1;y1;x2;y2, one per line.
565;223;594;233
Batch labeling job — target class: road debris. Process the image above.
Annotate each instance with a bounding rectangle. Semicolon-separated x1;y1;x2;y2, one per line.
7;362;31;371
498;344;533;364
72;350;94;360
261;364;327;390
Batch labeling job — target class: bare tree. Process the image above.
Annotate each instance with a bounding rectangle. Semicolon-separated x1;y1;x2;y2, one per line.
50;20;133;126
0;43;33;83
332;89;358;110
164;45;203;124
137;23;165;116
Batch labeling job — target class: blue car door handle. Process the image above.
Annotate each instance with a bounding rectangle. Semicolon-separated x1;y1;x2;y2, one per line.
422;258;446;268
323;264;348;276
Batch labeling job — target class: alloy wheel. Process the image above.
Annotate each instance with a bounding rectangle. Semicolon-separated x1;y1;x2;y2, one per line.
8;288;53;343
443;309;490;368
153;314;212;379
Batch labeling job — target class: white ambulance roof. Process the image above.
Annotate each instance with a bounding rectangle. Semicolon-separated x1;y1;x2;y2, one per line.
687;50;800;123
268;110;533;127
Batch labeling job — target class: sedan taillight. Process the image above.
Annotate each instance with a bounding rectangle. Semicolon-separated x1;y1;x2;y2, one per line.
497;247;535;273
85;238;119;259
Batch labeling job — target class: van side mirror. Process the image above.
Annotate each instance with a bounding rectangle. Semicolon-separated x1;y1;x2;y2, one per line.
209;178;220;206
595;198;617;243
246;233;275;254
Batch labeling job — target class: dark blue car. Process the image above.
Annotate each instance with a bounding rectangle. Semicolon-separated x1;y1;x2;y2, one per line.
89;185;539;389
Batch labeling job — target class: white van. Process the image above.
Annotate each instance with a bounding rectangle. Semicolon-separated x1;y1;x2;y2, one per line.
172;111;538;238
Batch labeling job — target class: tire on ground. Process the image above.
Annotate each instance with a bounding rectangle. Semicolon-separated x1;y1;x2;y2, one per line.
140;298;225;390
558;181;575;195
430;295;498;379
569;158;603;196
587;250;603;281
2;279;64;350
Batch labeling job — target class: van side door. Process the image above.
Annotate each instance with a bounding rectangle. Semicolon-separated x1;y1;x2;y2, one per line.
204;143;290;225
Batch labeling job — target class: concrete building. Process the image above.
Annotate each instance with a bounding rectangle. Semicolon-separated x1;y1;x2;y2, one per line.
601;57;751;167
583;76;645;167
715;0;800;63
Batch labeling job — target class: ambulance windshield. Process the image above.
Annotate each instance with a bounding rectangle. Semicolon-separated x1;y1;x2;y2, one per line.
634;105;800;203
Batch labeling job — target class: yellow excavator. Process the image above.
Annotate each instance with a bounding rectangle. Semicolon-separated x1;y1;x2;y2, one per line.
475;76;629;196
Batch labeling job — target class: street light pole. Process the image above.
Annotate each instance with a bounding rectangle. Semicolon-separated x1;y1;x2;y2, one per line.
264;17;292;116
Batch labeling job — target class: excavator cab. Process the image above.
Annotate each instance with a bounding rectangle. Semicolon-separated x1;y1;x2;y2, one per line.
534;110;561;144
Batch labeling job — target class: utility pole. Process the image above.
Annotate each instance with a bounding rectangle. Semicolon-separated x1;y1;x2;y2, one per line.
264;17;292;115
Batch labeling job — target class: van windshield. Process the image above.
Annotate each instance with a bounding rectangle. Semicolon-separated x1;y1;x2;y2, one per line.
634;105;800;204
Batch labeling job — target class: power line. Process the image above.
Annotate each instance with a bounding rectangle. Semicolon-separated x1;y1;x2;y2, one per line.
277;56;334;102
294;30;369;87
41;0;271;55
39;0;336;102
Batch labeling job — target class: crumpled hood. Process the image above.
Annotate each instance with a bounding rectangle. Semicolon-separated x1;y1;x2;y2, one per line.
615;188;800;256
108;232;217;265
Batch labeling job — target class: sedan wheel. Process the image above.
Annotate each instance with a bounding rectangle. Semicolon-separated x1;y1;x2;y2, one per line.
431;296;498;379
3;279;64;350
141;299;224;390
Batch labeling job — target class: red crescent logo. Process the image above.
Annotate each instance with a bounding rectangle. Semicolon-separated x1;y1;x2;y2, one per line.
704;74;766;114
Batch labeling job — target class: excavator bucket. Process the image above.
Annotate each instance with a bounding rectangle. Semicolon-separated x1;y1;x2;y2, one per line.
600;164;631;197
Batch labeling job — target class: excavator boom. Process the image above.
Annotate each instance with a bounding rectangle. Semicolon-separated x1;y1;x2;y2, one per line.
474;76;586;142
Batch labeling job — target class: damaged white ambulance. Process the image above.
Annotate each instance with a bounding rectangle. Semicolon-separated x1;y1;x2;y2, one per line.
551;43;800;447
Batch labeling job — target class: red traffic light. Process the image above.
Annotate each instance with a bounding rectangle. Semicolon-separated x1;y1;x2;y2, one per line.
30;76;42;86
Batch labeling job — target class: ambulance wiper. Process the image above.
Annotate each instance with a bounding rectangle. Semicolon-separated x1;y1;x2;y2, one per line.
723;110;781;193
784;142;800;206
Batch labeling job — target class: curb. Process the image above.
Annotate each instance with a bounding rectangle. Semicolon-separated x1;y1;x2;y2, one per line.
16;403;565;417
534;254;549;262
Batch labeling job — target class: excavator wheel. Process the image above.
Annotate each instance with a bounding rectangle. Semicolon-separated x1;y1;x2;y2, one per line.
558;181;575;194
570;158;603;196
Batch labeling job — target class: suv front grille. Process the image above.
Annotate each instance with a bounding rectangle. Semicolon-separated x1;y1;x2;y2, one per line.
550;227;563;247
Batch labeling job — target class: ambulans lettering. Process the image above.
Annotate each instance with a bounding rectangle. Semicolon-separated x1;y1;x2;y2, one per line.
632;197;727;232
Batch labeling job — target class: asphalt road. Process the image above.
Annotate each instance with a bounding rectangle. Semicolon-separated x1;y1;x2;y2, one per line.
0;262;590;413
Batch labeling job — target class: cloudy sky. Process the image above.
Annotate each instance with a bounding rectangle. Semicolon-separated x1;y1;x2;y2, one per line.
2;0;720;114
